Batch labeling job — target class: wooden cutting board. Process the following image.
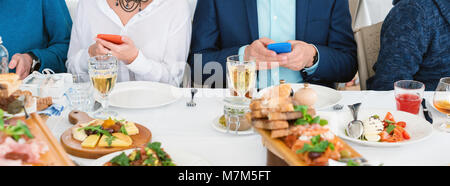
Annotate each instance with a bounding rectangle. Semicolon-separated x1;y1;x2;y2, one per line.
255;128;362;166
7;113;75;166
60;111;152;159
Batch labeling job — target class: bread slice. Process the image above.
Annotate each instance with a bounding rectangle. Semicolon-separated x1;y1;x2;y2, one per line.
0;73;21;97
252;120;289;130
270;128;290;138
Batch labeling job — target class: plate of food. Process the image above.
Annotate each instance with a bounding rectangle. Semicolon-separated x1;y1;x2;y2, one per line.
212;115;254;135
256;83;342;110
0;110;74;166
335;110;433;147
90;142;212;166
60;111;152;159
0;74;53;117
249;84;363;166
108;81;183;109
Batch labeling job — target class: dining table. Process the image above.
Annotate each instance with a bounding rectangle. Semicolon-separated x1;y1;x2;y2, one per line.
45;88;450;166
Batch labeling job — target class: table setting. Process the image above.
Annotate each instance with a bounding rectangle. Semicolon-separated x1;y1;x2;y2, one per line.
1;53;449;166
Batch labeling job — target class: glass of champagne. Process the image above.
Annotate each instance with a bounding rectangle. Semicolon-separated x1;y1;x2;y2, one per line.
433;77;450;132
88;55;118;119
226;55;256;102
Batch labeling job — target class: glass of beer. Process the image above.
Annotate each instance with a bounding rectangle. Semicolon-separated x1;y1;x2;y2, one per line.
433;77;450;132
226;55;256;102
88;55;118;119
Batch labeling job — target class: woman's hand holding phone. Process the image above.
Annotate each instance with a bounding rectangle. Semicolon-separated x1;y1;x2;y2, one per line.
89;35;139;64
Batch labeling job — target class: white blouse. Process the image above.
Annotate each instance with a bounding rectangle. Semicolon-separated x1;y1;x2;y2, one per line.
66;0;192;86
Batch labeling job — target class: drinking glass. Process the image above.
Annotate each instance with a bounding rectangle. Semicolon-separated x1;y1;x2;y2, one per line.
226;55;256;102
394;80;425;115
433;77;450;133
88;55;118;119
66;73;95;113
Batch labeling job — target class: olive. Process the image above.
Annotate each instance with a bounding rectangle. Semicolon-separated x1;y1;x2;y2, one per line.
106;128;115;134
308;152;323;160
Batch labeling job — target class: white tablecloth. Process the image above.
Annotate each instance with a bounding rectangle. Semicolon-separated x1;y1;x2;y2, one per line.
46;89;450;166
354;0;393;29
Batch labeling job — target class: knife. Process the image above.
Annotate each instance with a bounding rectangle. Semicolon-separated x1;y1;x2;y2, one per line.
422;98;433;124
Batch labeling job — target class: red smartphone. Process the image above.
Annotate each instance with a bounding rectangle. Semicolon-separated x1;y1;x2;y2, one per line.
97;34;124;45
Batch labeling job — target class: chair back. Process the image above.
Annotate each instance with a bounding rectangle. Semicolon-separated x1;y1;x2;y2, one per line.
354;21;383;90
348;0;360;29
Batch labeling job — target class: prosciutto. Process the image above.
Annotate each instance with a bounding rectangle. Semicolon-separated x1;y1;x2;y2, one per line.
0;135;48;166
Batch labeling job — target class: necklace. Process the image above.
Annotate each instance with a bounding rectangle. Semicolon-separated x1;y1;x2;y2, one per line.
115;0;149;12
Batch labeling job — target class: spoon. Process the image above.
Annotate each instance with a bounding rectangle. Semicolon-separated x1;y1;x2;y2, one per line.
346;103;364;139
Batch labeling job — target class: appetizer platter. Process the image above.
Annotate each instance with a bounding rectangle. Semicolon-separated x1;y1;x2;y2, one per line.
0;73;53;117
60;111;152;159
91;142;212;166
248;84;362;166
0;110;74;166
337;109;433;147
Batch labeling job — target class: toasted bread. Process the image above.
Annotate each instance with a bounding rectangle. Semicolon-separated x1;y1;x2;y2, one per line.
0;73;21;98
252;120;289;130
270;128;290;138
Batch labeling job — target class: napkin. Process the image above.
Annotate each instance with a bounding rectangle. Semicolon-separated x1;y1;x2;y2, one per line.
37;104;64;117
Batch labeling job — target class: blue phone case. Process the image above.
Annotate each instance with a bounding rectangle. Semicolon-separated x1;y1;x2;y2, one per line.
267;43;292;54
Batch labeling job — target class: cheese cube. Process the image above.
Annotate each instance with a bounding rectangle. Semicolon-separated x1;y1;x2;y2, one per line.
98;133;133;147
124;122;139;136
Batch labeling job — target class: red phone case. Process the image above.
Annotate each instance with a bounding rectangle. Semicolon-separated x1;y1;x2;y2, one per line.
97;34;124;45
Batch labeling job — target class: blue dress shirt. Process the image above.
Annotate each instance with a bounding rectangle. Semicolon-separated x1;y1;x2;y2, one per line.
239;0;319;88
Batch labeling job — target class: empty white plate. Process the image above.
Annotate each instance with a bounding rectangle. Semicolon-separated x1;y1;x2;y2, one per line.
257;83;343;110
109;81;182;109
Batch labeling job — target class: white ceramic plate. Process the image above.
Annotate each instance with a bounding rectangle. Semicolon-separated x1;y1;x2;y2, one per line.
91;147;212;166
109;81;182;109
212;116;255;135
331;109;433;147
257;83;342;110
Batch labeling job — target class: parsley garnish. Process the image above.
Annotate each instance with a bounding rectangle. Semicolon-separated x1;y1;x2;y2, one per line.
293;105;328;126
120;125;128;135
105;135;116;146
0;109;34;141
384;119;395;125
110;152;130;166
347;160;360;166
386;124;396;134
296;135;333;154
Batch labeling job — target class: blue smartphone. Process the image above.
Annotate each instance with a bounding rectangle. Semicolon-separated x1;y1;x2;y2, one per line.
267;43;292;54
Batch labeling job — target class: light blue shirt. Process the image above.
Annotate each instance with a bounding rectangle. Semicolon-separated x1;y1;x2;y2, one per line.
238;0;319;88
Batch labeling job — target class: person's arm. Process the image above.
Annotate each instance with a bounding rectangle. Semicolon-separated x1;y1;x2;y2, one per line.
367;2;429;90
189;0;241;87
30;0;72;73
127;14;192;86
303;0;357;83
66;0;90;75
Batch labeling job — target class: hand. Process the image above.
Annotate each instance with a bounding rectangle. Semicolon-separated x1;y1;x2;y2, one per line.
95;36;139;64
88;39;110;57
244;37;287;70
278;40;317;71
8;53;33;80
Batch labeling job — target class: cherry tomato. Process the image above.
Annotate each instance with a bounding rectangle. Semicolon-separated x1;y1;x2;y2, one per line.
396;121;407;128
402;131;411;140
384;112;396;123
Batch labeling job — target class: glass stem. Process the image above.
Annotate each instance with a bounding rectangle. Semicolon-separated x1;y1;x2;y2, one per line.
102;95;109;112
447;115;450;126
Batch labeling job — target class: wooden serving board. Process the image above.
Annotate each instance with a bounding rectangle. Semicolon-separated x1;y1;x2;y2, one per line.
255;128;362;166
60;111;152;159
7;113;75;166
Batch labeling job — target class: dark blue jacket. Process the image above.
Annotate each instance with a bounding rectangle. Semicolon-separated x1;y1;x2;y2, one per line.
189;0;357;88
0;0;72;73
367;0;450;91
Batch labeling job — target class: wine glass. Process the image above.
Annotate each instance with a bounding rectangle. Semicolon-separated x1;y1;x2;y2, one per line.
226;55;256;102
433;77;450;132
88;55;118;119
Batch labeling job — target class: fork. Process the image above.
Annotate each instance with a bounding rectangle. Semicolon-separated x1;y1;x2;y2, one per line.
187;88;198;107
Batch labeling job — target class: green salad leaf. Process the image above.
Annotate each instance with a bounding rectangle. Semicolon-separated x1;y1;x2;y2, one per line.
386;124;396;134
293;105;329;126
110;152;130;166
296;135;333;154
